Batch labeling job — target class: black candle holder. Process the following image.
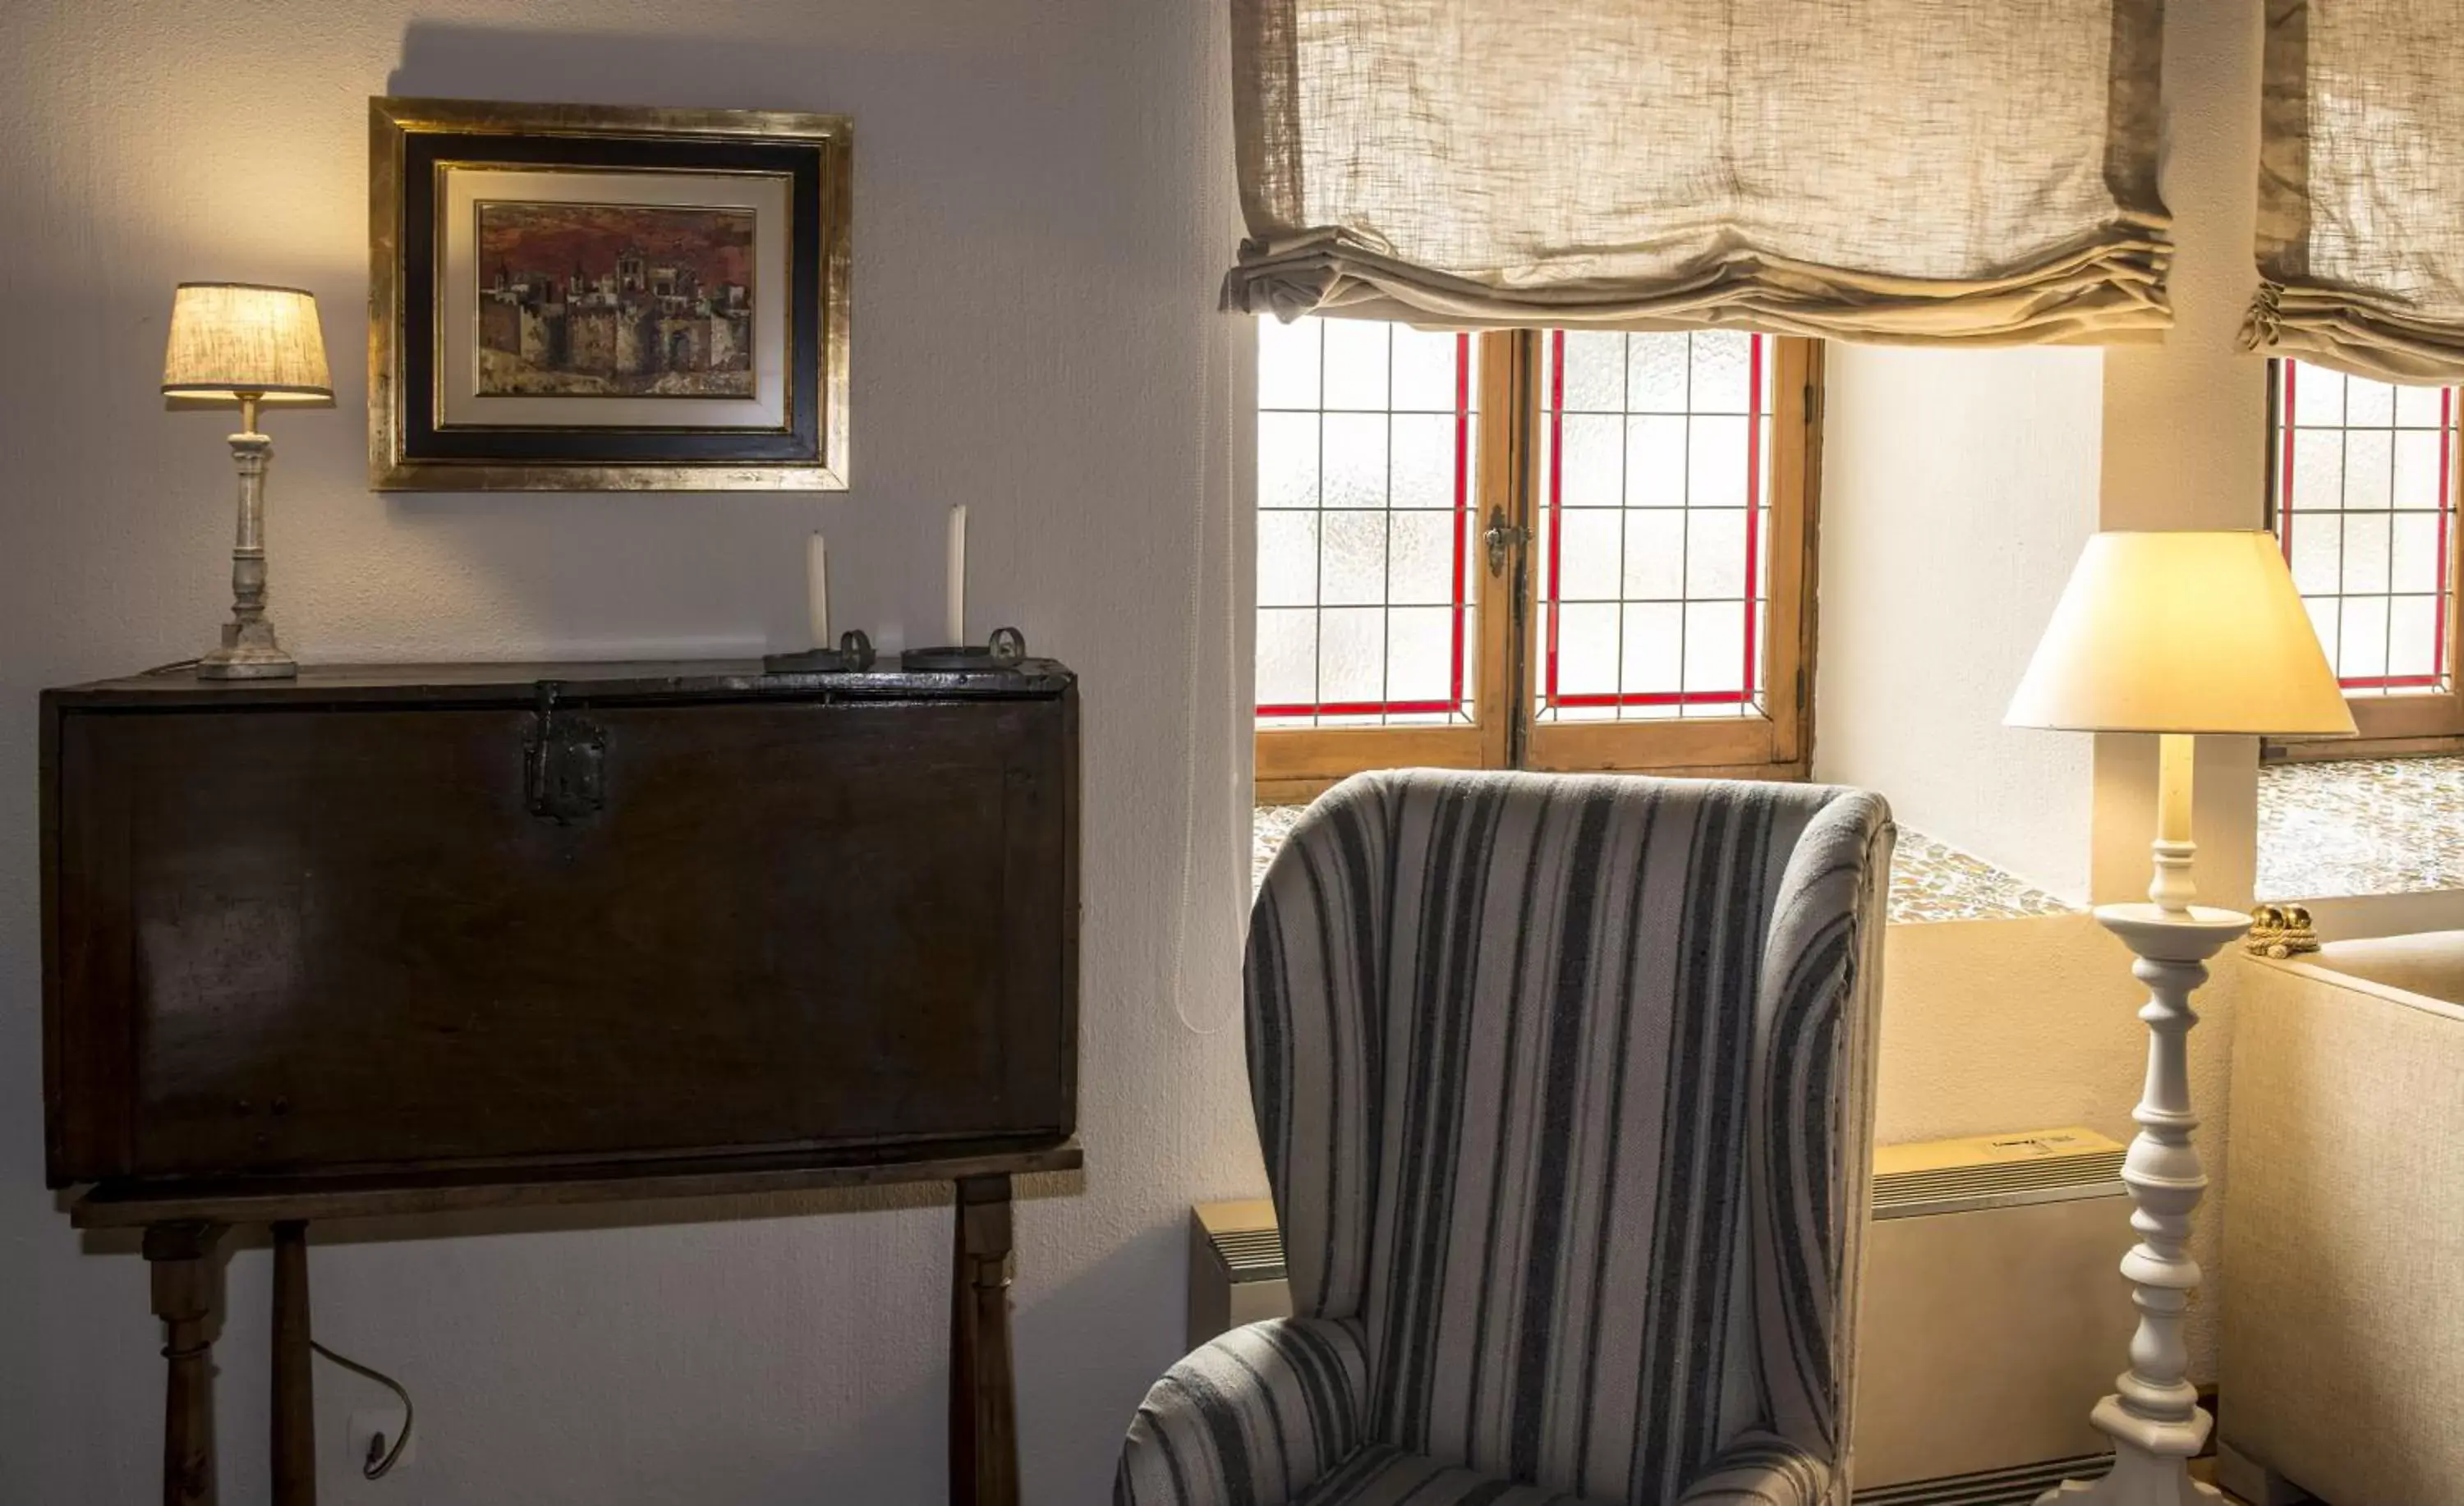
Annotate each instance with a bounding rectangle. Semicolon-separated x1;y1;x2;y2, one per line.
762;629;878;674
899;627;1030;673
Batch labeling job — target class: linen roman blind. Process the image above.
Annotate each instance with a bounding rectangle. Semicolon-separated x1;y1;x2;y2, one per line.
2246;0;2464;382
1226;0;2171;343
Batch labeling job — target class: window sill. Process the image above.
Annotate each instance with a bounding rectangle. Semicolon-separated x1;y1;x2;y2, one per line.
2259;755;2464;901
1252;806;2076;926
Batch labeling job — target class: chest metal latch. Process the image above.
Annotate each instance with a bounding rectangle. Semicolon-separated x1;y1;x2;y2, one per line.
522;682;607;824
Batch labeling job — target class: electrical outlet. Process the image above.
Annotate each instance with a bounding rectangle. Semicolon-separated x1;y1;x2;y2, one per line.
346;1407;416;1476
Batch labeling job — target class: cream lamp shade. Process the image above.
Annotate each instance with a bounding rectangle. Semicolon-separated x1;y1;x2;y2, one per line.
161;282;332;405
2006;530;2357;737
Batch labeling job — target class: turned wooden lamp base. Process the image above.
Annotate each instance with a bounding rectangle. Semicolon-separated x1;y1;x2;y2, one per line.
195;407;297;681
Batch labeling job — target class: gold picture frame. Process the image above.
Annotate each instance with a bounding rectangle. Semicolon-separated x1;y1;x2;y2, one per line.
369;96;851;492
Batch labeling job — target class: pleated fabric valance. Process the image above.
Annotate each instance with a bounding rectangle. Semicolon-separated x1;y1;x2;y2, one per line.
2245;0;2464;383
1225;0;2172;343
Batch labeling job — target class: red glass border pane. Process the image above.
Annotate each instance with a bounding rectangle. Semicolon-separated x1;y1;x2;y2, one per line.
2274;361;2458;691
1256;330;1476;721
1538;330;1768;714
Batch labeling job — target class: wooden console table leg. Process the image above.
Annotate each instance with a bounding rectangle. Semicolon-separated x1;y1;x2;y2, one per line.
145;1221;226;1506
949;1174;1018;1506
271;1221;315;1506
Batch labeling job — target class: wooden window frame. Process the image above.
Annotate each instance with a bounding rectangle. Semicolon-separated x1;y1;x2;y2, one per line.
2262;356;2464;763
1256;330;1823;804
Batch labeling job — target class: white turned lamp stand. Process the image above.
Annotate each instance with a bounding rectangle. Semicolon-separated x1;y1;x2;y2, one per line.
2007;533;2356;1506
2048;733;2244;1506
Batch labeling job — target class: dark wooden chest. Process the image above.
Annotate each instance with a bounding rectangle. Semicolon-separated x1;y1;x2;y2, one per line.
41;659;1079;1189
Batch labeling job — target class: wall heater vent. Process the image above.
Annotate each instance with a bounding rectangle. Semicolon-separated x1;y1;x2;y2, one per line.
1187;1199;1293;1346
1188;1127;2132;1504
1854;1453;2112;1506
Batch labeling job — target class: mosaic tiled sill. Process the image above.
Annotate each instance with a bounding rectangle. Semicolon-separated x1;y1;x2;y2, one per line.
1252;807;2076;925
2257;755;2464;901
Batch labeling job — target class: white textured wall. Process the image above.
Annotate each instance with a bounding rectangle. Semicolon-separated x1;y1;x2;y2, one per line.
0;4;1261;1503
1814;347;2103;902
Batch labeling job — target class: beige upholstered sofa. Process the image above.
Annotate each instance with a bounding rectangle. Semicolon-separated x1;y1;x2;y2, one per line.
2219;934;2464;1506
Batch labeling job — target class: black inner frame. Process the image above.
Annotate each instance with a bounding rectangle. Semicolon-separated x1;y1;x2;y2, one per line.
402;131;823;465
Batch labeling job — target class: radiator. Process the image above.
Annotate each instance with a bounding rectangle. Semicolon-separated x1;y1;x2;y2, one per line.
1184;1127;2132;1506
1853;1127;2132;1502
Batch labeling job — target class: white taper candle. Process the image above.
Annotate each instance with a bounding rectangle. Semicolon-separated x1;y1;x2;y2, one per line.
806;531;830;650
945;504;968;645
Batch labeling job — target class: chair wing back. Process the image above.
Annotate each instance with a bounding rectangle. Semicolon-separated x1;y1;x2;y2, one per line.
1246;771;1892;1504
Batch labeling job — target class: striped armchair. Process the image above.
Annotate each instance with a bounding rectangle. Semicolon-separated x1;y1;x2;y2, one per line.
1118;771;1893;1506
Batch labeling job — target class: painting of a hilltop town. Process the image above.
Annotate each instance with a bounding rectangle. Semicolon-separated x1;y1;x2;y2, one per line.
476;201;756;398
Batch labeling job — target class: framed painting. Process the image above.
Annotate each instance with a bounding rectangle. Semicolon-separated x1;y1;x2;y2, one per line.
369;97;851;491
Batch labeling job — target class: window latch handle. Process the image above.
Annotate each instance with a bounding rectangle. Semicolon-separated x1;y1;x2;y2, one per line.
1483;507;1529;578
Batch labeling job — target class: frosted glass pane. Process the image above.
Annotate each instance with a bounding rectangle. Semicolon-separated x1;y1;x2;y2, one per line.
1686;508;1748;599
2344;430;2393;510
1388;511;1457;606
2341;513;2391;593
1555;509;1622;602
1256;609;1317;707
1390;327;1460;411
2293;364;2347;426
2396;383;2448;428
1627;334;1689;412
1459;604;1478;701
1390;415;1457;508
2393;429;2445;508
1684;599;1748;696
1554;604;1620;696
1623;511;1685;599
2392;512;2445;595
1689;417;1750;508
2289;521;2340;597
2339;597;2389;679
1318;607;1386;703
1259;413;1320;509
1322;415;1389;508
1386;607;1454;702
1560;333;1626;412
1689;333;1752;413
2292;430;2344;507
1322;321;1390;411
1557;416;1623;507
1625;416;1688;507
1257;512;1319;607
2389;595;2440;679
2305;597;2340;670
1620;603;1682;694
1321;511;1388;606
1755;503;1772;599
1257;317;1321;410
2346;374;2395;428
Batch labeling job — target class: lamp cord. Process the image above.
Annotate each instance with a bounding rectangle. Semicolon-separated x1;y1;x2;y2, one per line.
310;1341;415;1479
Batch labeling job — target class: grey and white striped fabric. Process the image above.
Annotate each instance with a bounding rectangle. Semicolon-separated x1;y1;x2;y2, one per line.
1119;771;1893;1506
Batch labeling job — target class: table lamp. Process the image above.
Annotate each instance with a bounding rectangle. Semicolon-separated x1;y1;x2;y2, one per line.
162;282;332;679
2006;530;2355;1506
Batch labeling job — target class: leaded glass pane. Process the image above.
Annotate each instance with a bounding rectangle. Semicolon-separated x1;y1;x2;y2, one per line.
1538;330;1776;720
2273;359;2457;695
1254;317;1478;724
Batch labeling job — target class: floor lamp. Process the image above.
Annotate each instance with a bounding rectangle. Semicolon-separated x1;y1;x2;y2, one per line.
2005;531;2355;1505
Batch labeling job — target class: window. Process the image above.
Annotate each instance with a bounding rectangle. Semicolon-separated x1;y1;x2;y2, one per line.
2268;358;2464;751
1255;319;1821;801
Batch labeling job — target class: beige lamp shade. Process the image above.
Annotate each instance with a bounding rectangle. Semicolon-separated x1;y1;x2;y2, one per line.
161;282;332;405
2007;530;2357;736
